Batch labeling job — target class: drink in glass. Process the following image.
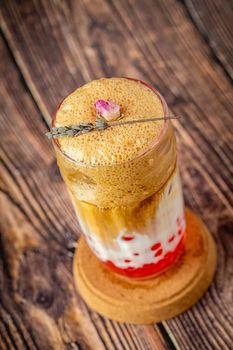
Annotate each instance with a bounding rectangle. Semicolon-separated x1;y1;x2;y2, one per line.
53;77;186;278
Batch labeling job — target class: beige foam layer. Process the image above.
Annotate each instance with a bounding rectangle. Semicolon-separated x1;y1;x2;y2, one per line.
54;78;176;207
55;121;176;207
55;78;164;166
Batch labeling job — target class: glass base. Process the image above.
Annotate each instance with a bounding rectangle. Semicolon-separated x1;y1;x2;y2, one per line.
73;209;217;323
104;234;185;279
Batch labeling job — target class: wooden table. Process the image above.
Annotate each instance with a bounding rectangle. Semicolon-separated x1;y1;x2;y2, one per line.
1;1;232;349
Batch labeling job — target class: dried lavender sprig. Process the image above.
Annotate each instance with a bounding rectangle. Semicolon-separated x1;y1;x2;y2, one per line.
46;123;96;139
46;115;180;139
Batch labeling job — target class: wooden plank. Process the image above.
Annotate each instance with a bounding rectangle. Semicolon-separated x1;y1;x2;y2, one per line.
1;0;233;348
184;0;233;80
0;36;169;350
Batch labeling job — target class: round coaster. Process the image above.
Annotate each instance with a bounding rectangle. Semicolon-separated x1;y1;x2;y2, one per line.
73;208;217;324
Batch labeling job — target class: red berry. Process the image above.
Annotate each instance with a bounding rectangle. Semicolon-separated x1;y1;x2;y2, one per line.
122;235;134;241
151;242;161;251
124;259;131;263
154;249;163;257
168;235;175;243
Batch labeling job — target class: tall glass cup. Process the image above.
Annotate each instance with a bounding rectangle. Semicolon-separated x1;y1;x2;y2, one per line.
53;78;186;278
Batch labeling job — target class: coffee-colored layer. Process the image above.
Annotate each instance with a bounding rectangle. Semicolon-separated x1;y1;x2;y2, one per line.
72;166;178;242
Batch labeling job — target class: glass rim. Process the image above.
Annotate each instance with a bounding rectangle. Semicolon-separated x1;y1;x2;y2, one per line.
51;77;169;168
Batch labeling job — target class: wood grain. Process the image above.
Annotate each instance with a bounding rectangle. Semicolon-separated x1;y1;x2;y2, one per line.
0;35;169;350
1;0;233;349
184;0;233;80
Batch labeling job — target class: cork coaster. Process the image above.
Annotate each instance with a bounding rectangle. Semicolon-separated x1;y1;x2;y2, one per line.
73;208;217;324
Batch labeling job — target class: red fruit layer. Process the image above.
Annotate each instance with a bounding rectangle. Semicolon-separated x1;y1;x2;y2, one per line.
104;234;185;279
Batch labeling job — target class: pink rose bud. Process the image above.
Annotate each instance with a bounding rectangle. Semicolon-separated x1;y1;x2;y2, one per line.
94;99;121;121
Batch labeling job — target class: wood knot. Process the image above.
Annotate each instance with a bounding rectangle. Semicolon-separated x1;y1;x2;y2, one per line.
17;248;67;319
36;289;54;308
